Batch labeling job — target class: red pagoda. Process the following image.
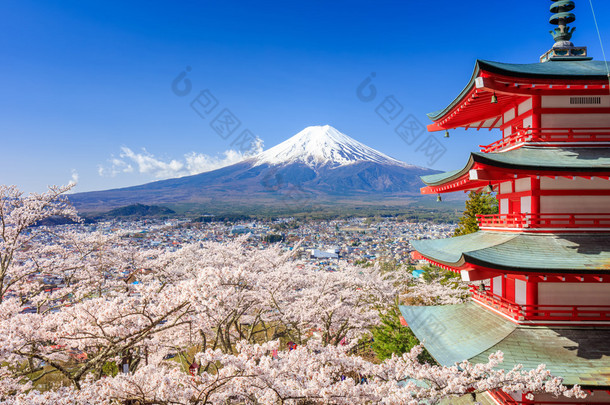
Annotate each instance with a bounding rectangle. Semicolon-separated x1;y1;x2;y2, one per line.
401;1;610;404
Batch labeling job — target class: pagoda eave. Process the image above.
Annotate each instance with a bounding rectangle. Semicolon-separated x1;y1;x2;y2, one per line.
399;302;610;387
415;249;610;283
427;60;610;131
421;147;610;194
411;232;610;276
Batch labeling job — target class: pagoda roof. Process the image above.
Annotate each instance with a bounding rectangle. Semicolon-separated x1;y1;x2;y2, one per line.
411;231;610;274
421;146;610;188
427;59;610;130
479;60;610;80
399;302;610;387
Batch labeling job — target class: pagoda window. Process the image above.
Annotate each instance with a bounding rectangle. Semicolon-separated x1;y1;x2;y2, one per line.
519;196;531;213
514;279;527;306
492;276;502;296
499;181;513;194
503;108;516;125
517;98;533;116
500;198;509;214
514;178;531;192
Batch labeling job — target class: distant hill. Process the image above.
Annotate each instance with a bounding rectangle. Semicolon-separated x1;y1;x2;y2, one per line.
69;125;447;214
102;204;175;218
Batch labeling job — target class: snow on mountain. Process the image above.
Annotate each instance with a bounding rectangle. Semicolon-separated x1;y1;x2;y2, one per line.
250;125;415;169
70;125;439;211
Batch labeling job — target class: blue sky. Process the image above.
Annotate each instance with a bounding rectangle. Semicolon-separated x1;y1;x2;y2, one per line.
2;0;610;192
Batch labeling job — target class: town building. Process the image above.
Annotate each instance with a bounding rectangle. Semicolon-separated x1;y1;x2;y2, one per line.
401;2;610;403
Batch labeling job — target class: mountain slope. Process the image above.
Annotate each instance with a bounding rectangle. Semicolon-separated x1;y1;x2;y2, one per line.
70;126;439;212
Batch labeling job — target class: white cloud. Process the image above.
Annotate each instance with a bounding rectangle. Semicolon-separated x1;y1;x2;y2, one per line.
98;138;264;180
69;169;79;186
97;158;133;177
119;147;185;179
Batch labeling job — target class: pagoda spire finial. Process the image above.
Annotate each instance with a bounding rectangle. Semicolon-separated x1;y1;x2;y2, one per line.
540;1;591;62
549;0;576;45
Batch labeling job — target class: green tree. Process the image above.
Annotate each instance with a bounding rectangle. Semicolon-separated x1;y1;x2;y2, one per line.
263;234;284;243
371;304;435;363
453;191;498;236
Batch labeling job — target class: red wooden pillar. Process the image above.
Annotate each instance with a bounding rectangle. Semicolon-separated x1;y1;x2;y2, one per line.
531;178;540;214
531;177;541;229
505;277;515;302
530;93;542;232
531;96;541;129
526;280;538;318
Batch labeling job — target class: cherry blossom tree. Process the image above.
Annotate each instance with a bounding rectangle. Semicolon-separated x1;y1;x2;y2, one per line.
0;184;79;303
2;340;585;404
0;185;586;404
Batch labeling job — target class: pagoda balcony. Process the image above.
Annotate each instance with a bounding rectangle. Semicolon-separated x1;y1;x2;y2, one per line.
477;213;610;231
470;286;610;324
480;127;610;153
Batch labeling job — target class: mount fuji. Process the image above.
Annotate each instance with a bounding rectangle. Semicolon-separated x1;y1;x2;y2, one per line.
70;126;439;212
251;125;412;169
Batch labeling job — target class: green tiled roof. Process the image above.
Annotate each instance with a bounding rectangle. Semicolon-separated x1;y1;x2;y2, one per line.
411;231;610;273
479;60;610;80
470;326;610;387
420;168;465;186
474;147;610;171
427;59;610;121
421;147;610;186
411;231;515;266
399;303;516;365
399;302;610;387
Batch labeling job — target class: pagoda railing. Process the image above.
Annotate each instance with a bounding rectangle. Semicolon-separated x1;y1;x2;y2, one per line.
470;287;523;319
477;213;610;230
480;127;610;153
471;287;610;323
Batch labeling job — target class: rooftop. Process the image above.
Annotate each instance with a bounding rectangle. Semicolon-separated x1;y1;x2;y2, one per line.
411;231;610;274
427;60;610;130
421;146;610;189
400;302;610;387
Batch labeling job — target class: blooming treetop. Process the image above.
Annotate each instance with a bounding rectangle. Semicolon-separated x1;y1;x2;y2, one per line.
0;185;585;404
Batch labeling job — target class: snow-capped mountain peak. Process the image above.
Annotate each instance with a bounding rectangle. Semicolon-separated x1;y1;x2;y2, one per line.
250;125;412;169
70;124;438;210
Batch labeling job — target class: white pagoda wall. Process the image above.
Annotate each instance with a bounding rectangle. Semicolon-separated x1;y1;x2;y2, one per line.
497;179;532;214
540;95;610;128
492;276;502;296
540;177;610;190
514;279;526;305
499;199;509;214
540;195;610;213
501;99;533;137
539;177;610;213
518;98;532;115
541;95;610;108
538;283;610;306
542;113;610;128
514;178;530;192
